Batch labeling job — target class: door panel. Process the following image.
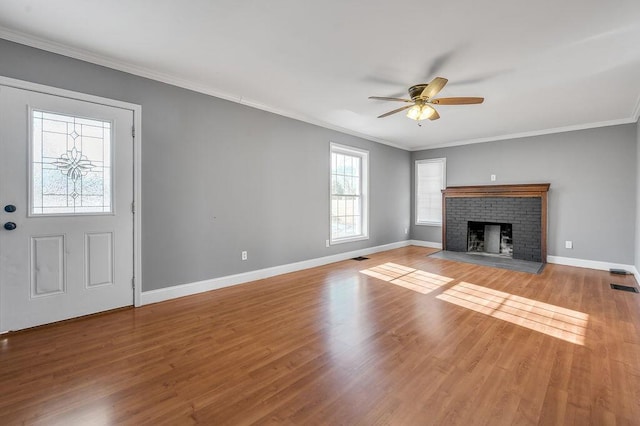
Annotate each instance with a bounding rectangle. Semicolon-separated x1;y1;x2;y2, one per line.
85;232;114;288
30;235;65;297
0;85;134;332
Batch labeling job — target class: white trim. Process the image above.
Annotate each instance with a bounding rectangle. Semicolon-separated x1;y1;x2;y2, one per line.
0;75;139;111
0;75;143;308
547;255;639;279
4;26;636;153
132;106;142;307
409;118;638;151
0;26;405;151
329;143;369;245
409;240;443;249
330;235;369;245
632;92;640;123
140;240;411;305
135;242;638;306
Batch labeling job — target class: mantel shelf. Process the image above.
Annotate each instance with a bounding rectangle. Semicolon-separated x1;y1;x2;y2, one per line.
442;183;550;198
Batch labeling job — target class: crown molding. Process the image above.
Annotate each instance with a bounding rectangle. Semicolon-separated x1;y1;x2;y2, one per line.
0;27;405;151
409;117;637;151
632;92;640;123
1;26;637;153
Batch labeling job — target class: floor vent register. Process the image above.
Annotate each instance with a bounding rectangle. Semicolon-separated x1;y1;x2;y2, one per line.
610;283;639;293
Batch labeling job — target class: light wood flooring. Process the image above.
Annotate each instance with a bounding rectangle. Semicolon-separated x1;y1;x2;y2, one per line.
1;246;640;425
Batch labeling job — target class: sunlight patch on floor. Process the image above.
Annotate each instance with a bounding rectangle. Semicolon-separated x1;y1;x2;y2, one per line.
360;262;454;294
436;281;588;345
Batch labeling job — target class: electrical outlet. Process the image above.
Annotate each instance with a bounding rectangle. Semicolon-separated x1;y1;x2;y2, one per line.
241;250;248;260
325;240;330;247
404;227;408;234
565;241;573;249
490;174;496;181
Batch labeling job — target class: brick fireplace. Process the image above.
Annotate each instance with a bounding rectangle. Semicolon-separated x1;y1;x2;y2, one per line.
442;184;550;262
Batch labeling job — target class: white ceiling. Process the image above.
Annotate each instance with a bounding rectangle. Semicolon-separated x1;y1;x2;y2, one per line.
1;0;639;150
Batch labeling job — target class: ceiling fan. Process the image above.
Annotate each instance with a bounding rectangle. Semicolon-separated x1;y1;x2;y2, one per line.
369;77;484;121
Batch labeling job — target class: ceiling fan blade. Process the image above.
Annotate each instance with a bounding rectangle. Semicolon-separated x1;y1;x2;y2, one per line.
420;77;448;99
377;105;413;118
369;96;413;103
430;97;484;105
426;105;440;120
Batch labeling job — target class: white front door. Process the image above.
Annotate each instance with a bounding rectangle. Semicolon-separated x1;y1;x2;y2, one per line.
0;85;134;332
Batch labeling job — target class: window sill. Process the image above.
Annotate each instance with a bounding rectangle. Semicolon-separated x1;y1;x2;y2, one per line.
416;222;442;227
330;235;369;245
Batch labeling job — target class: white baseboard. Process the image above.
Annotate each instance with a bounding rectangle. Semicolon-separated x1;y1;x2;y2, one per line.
141;245;639;306
409;240;443;249
547;255;639;282
140;240;412;305
412;246;638;279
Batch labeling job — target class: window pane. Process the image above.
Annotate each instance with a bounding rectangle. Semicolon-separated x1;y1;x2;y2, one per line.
337;153;345;175
330;144;368;243
352;157;360;177
354;215;362;234
344;156;352;176
31;110;113;215
344;176;353;195
330;144;368;242
416;159;445;224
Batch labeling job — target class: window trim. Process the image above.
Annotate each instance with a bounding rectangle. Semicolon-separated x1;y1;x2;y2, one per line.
329;142;369;245
415;157;446;226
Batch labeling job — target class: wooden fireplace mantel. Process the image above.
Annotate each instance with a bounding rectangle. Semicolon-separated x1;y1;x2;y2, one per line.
442;183;550;198
441;183;550;262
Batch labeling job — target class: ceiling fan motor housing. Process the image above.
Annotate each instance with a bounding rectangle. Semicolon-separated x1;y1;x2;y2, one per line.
409;84;429;100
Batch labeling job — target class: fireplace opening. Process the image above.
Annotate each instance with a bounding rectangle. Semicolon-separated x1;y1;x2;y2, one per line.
467;221;513;258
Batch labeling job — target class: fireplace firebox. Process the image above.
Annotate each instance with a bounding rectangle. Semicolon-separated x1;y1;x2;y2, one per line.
467;221;513;257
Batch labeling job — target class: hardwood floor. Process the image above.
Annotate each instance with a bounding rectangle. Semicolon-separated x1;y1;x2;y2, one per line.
1;246;640;425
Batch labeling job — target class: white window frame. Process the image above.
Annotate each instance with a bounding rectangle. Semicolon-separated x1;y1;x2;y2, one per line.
329;143;369;245
415;158;446;226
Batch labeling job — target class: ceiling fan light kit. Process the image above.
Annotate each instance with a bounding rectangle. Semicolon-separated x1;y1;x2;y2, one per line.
406;103;435;121
369;76;484;122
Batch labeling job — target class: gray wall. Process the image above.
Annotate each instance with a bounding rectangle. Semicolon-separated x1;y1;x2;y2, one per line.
0;39;410;291
411;125;637;264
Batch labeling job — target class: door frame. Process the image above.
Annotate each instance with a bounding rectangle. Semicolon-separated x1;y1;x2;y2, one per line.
0;75;143;310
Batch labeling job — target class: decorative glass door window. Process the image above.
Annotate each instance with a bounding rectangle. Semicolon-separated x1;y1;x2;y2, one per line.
31;110;112;215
